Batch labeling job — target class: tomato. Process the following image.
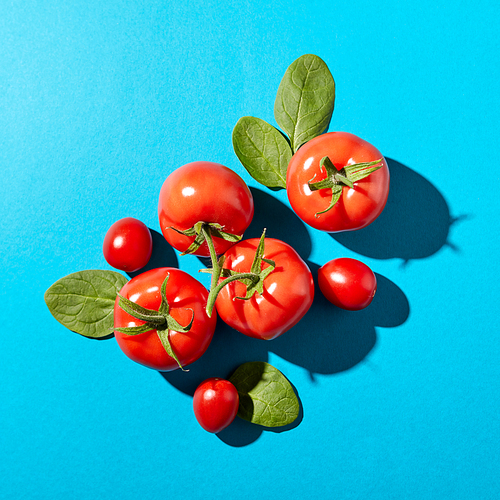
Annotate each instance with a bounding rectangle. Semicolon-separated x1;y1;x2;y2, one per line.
193;378;239;433
158;161;254;256
318;258;377;311
286;132;390;232
214;238;314;340
103;217;153;272
113;267;216;371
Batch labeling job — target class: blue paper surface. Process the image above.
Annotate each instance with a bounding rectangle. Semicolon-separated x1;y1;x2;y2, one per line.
1;1;499;499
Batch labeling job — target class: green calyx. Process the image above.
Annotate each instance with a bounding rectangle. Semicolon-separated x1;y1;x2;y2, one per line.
308;156;383;216
168;221;242;255
115;273;193;371
202;229;276;317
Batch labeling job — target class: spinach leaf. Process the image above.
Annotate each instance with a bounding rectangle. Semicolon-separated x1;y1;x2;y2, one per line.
232;116;292;189
274;54;335;152
44;270;128;339
230;361;299;427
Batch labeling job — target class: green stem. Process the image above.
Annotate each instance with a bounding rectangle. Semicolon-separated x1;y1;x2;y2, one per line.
205;272;259;317
308;156;383;215
201;228;276;317
201;224;221;299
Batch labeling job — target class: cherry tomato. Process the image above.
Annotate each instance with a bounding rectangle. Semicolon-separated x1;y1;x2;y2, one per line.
158;161;254;256
114;267;216;371
286;132;390;232
193;378;239;433
103;217;153;272
318;258;377;311
215;238;314;340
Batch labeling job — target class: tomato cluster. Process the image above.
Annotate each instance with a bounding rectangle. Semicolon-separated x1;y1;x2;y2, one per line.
101;145;385;430
48;54;389;434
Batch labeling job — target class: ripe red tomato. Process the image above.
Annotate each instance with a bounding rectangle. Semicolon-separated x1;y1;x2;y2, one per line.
318;258;377;311
214;238;314;340
193;378;239;433
113;267;216;371
286;132;390;232
103;217;153;272
158;161;254;256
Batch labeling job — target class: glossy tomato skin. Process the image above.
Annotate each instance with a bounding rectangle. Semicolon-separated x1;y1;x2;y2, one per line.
103;217;153;272
158;161;254;256
286;132;390;232
193;378;239;433
215;238;314;340
114;267;216;371
318;258;377;311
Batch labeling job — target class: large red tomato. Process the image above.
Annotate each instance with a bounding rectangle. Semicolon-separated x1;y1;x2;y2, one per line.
114;267;216;371
214;238;314;340
286;132;390;232
158;161;254;256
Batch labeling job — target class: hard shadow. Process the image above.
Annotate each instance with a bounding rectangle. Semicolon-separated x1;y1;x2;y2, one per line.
270;265;409;375
160;318;270;396
331;158;464;263
127;229;178;279
245;187;312;261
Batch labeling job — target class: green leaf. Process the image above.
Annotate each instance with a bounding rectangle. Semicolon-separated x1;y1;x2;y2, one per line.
44;270;128;339
232;116;292;189
230;361;299;427
274;54;335;152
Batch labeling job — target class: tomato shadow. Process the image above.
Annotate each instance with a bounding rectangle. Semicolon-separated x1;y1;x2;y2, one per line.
330;158;467;263
245;187;313;259
126;229;179;279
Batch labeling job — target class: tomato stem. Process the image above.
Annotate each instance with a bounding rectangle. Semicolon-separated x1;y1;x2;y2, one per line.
115;273;192;371
201;228;276;317
168;221;242;255
308;156;383;216
201;224;222;299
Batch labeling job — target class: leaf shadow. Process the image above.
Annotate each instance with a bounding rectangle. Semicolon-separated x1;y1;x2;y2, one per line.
330;158;469;263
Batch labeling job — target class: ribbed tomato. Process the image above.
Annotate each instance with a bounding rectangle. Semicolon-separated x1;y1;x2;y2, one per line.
215;238;314;340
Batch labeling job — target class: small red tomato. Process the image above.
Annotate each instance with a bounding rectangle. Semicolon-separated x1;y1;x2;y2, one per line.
158;161;254;256
193;378;240;433
103;217;152;272
318;258;377;311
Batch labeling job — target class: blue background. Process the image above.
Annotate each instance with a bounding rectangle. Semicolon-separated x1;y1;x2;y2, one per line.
2;1;499;499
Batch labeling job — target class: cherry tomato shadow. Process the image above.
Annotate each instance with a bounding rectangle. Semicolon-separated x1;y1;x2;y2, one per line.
269;264;409;375
330;158;468;263
126;229;179;279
